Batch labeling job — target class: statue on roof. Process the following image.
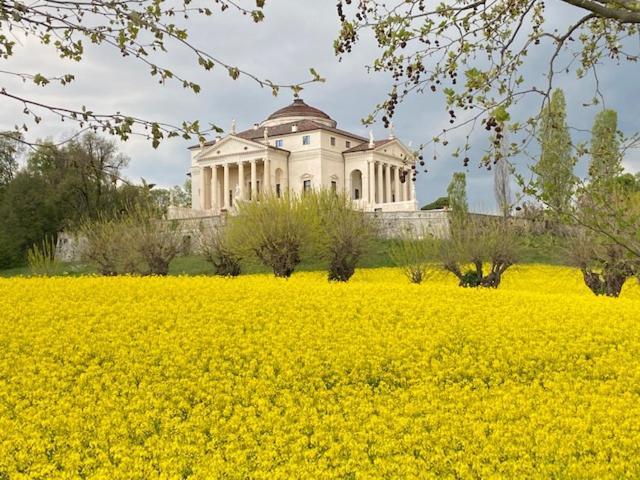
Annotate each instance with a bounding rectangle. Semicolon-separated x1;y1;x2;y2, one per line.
389;122;395;140
369;130;375;148
263;127;269;145
230;119;236;135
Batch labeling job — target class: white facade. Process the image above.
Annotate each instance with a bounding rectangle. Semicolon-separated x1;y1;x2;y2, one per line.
188;98;418;214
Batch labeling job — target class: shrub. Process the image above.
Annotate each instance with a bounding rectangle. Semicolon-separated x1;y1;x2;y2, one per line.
81;207;180;276
306;190;377;282
198;223;242;277
227;193;313;278
81;214;140;275
442;216;518;288
27;236;60;276
421;196;449;211
389;231;438;284
126;207;181;276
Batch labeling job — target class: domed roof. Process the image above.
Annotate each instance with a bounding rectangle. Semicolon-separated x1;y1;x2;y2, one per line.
260;98;336;128
267;98;332;121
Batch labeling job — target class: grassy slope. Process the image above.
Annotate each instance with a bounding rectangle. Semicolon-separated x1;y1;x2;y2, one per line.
0;236;569;278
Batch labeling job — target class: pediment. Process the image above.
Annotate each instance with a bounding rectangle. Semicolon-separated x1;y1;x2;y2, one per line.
374;139;414;161
195;135;267;161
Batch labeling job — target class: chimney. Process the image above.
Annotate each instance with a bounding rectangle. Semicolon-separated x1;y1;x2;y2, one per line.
292;124;298;133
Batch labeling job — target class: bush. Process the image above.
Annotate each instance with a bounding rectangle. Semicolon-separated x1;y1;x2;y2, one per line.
227;193;313;278
198;223;242;277
81;207;181;276
27;236;60;276
442;216;518;288
127;207;181;276
389;231;438;284
306;190;377;282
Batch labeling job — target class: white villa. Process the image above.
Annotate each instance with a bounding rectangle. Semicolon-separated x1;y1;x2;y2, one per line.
188;97;418;214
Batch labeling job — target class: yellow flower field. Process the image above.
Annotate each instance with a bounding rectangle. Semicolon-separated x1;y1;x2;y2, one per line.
1;266;639;479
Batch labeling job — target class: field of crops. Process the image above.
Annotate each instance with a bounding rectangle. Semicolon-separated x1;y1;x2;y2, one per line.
1;266;640;478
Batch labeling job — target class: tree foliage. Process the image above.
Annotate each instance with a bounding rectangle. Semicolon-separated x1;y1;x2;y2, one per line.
534;89;576;214
1;0;322;147
334;1;638;167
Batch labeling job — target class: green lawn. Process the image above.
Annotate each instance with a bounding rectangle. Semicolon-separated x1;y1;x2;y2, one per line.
1;236;570;277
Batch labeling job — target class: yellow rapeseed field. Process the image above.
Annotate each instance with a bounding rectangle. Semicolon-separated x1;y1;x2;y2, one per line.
1;265;639;479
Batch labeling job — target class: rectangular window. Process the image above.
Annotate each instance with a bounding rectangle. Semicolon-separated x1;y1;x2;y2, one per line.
303;179;311;193
275;139;283;148
331;181;337;193
346;141;351;148
229;190;233;208
330;137;336;146
354;188;360;200
302;135;311;145
276;184;281;198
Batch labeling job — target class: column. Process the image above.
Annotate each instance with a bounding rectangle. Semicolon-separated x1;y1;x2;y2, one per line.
410;172;416;201
385;163;391;204
284;159;289;194
404;169;410;201
211;165;218;211
223;163;230;209
377;161;383;204
394;166;401;203
264;156;271;193
200;166;207;210
250;159;257;200
368;160;375;205
238;161;245;201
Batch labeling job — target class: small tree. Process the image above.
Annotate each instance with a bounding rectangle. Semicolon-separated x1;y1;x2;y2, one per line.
227;193;312;278
306;190;377;282
389;230;438;284
81;214;142;276
442;216;518;288
198;223;242;277
569;227;637;297
126;206;181;276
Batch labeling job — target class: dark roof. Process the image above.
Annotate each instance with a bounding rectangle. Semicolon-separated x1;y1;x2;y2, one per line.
188;120;367;150
236;120;367;143
343;139;394;153
266;98;332;122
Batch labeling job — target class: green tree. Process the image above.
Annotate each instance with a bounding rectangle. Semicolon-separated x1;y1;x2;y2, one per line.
589;109;622;186
0;132;23;189
534;89;576;214
447;172;468;233
0;173;62;267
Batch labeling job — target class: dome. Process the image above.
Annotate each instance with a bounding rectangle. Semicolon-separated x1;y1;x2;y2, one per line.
260;98;337;128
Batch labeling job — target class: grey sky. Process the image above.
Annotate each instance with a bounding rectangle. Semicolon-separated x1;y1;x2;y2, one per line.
1;0;639;210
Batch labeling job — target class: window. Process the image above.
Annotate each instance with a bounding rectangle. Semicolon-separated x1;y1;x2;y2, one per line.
354;188;360;200
229;190;233;207
276;184;281;198
275;139;283;148
345;141;351;148
302;135;311;145
303;179;311;193
330;136;336;146
331;181;337;193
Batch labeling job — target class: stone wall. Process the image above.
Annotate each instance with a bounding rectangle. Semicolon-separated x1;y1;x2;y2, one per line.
56;210;452;262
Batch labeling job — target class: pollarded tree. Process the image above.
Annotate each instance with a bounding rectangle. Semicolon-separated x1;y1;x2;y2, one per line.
534;89;576;215
0;1;322;148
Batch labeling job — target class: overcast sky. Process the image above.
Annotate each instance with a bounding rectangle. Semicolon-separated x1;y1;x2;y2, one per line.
2;0;639;210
